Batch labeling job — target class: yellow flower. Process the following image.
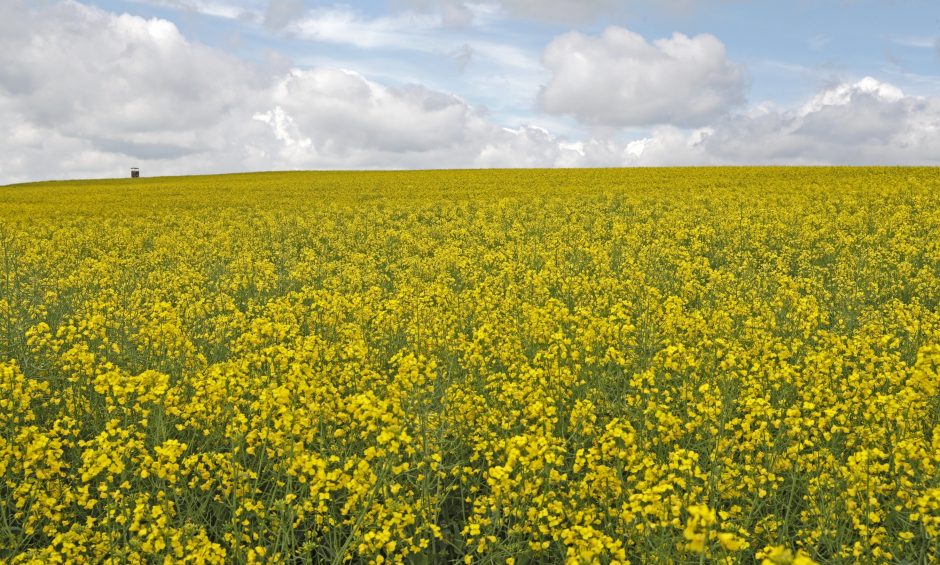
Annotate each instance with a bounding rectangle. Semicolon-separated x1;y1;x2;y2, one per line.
4;168;939;563
717;532;745;551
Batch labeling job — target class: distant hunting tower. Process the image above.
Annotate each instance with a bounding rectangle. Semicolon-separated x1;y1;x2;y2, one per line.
131;167;140;178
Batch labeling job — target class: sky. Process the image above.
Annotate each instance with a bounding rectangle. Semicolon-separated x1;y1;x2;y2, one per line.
2;0;939;183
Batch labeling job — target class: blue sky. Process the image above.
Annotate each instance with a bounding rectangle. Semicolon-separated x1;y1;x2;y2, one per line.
2;0;939;182
93;1;940;112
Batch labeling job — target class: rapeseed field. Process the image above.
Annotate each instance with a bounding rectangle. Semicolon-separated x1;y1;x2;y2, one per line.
1;168;938;564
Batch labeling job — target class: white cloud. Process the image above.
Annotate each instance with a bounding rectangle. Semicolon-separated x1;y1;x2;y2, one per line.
263;0;305;30
623;77;940;166
888;35;940;59
440;2;475;26
797;76;904;116
0;1;267;135
0;1;574;183
477;125;584;167
891;35;939;49
128;0;259;20
289;7;443;50
260;68;484;156
475;0;619;22
538;26;747;128
403;0;711;23
0;0;280;181
252;68;583;169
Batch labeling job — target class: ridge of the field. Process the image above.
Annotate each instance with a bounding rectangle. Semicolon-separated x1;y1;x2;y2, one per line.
4;166;937;186
2;166;936;201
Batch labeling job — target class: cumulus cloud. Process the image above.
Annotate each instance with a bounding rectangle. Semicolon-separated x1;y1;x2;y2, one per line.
619;77;940;166
256;68;486;157
538;27;747;128
0;1;270;133
251;68;590;169
0;1;574;183
0;0;278;181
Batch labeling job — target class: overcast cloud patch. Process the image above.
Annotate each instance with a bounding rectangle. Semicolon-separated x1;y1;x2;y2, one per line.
90;137;202;160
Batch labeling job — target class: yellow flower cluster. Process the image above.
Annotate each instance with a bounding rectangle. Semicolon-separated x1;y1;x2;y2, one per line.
1;168;938;563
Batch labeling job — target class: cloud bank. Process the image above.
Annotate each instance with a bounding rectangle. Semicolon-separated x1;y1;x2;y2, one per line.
1;1;938;184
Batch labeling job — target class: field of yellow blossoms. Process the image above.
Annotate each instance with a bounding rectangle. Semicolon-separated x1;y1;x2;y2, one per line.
1;168;939;563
